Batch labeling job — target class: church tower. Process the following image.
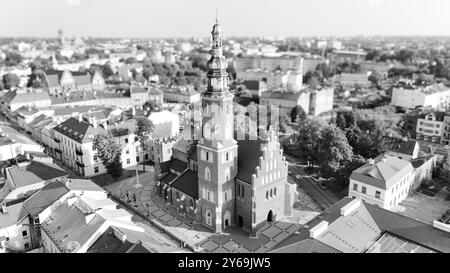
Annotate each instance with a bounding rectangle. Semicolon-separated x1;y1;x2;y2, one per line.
196;18;238;233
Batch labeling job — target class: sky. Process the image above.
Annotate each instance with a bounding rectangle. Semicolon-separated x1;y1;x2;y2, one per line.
2;0;450;38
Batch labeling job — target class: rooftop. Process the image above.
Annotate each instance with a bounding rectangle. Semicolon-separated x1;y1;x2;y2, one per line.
53;117;106;143
6;160;68;189
350;155;413;189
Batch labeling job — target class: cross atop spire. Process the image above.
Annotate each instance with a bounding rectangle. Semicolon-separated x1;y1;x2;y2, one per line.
215;9;218;24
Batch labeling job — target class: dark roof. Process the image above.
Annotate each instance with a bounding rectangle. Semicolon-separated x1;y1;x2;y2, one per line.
86;227;139;253
260;91;305;101
169;158;188;173
171;170;199;199
18;181;69;221
73;75;91;86
7;161;68;189
236;139;263;184
242;80;261;91
126;243;152;253
160;172;178;185
365;203;450;253
383;137;418;155
410;156;433;168
271;238;340;253
159;161;171;174
53;117;106;143
271;198;450;253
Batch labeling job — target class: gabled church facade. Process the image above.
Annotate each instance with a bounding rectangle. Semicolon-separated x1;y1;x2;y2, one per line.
154;20;296;237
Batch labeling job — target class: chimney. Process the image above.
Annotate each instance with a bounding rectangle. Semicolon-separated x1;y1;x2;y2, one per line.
92;118;98;128
368;158;375;165
340;198;361;217
113;227;127;242
309;220;328;239
78;113;83;122
25;153;30;160
132;107;136;116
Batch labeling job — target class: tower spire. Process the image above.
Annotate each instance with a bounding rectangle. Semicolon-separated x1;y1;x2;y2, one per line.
216;9;218;24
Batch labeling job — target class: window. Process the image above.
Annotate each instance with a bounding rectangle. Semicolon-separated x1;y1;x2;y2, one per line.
226;152;229;161
136;156;140;162
22;230;28;237
266;191;269;200
241;185;245;198
206;211;212;226
135;136;138;142
24;243;30;249
126;159;131;164
270;189;273;198
145;154;149;160
224;192;228;201
375;191;381;199
94;167;99;173
274;187;277;196
362;186;367;194
205;167;210;181
225;167;230;181
126;149;130;155
237;183;240;197
125;138;129;144
353;183;358;191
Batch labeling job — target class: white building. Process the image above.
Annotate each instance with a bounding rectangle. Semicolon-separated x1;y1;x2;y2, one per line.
416;112;446;144
348;155;414;210
0;126;44;161
391;84;450;110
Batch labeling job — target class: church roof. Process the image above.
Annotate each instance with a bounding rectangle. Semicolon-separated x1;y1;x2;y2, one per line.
236;139;263;184
171;170;199;199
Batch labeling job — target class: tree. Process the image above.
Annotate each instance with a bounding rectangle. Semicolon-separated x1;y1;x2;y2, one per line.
2;73;20;89
290;105;306;122
317;124;354;176
92;132;124;179
134;117;154;171
4;52;23;66
334;155;366;185
290;119;327;165
102;63;114;79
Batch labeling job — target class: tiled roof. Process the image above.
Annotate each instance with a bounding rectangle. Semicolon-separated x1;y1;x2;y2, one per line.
18;181;69;221
383;137;418;156
73;75;91;86
242;80;261;91
53;117;106;143
6;161;68;189
160;172;178;185
64;179;105;192
350;155;413;189
271;238;340;253
169;158;188;173
236;139;263;184
46;74;60;88
40;202;105;253
171;170;198;199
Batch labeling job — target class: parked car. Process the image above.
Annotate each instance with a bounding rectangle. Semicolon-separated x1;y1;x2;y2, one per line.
319;182;328;190
295;175;301;180
288;170;292;175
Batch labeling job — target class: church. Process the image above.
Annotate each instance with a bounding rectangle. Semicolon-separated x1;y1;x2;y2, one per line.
154;20;296;237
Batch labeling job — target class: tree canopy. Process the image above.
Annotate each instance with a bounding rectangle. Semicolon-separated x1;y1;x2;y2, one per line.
92;132;124;179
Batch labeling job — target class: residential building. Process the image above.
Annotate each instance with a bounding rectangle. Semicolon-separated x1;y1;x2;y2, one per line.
330;50;367;63
309;87;334;116
383;137;420;161
260;90;310;110
391;83;450;110
0;89;51;112
416;112;446;144
0;201;32;253
163;86;201;104
2;157;68;202
442;114;450;145
234;55;303;73
348;155;414;210
271;198;450;253
333;73;371;88
154;20;296;237
301;58;329;76
241;80;267;98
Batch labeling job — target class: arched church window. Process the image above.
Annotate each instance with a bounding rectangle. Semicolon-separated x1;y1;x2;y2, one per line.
205;167;211;181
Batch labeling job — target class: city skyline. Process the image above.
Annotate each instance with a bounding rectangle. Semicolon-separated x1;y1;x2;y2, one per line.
2;0;450;38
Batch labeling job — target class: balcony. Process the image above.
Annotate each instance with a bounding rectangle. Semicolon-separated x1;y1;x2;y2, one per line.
76;161;85;168
75;149;83;156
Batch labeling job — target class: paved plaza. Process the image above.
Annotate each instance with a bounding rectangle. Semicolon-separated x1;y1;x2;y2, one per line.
103;166;319;253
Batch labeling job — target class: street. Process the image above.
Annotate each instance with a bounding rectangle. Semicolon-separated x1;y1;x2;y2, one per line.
288;163;340;210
